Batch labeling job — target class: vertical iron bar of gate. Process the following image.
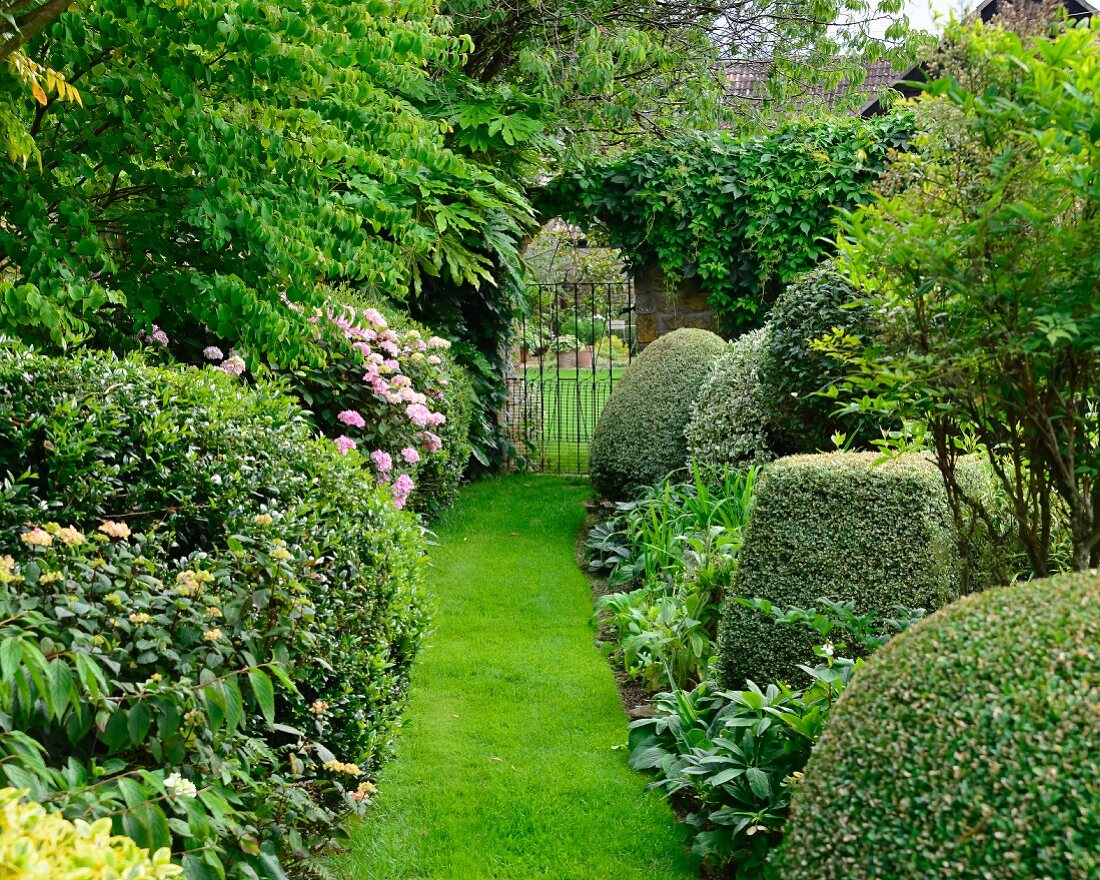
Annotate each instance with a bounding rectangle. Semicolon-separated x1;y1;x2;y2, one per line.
537;282;545;471
571;280;579;473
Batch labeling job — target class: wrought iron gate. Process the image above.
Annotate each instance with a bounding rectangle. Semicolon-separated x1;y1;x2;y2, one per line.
506;280;635;474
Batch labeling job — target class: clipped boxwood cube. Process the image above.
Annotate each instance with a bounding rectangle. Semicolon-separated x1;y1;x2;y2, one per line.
717;452;984;687
778;572;1100;880
590;328;727;499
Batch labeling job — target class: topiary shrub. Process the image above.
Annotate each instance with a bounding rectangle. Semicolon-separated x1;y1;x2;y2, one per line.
716;452;992;688
0;347;428;772
686;326;777;472
760;263;877;452
778;572;1100;880
590;328;726;499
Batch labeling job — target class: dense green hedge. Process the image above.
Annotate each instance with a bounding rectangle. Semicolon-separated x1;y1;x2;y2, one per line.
590;328;727;499
716;453;985;687
779;572;1100;879
0;347;428;770
686;327;776;472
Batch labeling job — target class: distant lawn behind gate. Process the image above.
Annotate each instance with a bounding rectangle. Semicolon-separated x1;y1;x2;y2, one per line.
508;366;625;474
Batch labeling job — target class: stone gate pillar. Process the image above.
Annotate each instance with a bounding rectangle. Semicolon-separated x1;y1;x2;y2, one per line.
633;259;720;348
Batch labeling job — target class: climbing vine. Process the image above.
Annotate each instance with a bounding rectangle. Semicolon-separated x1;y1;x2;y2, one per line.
542;114;911;332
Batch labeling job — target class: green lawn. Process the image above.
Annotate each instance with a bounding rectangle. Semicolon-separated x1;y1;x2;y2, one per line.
335;475;695;880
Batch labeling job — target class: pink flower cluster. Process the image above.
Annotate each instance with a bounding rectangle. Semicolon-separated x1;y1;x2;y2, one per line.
391;474;415;510
309;303;454;512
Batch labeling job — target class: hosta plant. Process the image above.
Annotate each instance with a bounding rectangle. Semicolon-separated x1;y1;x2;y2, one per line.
628;649;858;877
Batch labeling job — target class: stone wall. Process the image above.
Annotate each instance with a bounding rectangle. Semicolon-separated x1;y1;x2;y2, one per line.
633;259;720;348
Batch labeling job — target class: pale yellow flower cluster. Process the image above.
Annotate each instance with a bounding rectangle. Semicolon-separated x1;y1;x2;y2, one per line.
128;613;154;625
175;568;214;596
350;779;378;803
19;527;52;547
183;709;205;727
309;700;330;716
254;513;273;527
322;760;361;777
98;520;132;539
56;526;85;546
0;556;20;585
202;628;223;642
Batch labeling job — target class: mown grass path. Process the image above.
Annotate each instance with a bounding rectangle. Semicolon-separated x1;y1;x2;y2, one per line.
337;475;695;880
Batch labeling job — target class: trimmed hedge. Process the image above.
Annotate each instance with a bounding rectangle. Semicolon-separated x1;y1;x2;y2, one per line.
0;347;428;770
590;328;727;499
686;326;777;472
717;453;987;687
779;572;1100;880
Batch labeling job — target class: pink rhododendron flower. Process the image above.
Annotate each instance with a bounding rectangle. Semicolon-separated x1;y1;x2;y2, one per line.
371;377;390;396
379;341;400;358
392;474;415;509
401;446;420;464
203;346;224;361
334;435;357;454
371;450;393;474
419;431;443;453
427;336;451;349
391;375;412;388
338;410;366;428
364;308;387;329
382;359;400;372
150;327;169;347
406;403;432;428
428;411;446;427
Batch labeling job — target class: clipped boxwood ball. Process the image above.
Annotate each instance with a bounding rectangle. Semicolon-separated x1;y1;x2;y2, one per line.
760;264;875;452
590;328;726;499
717;452;983;688
779;572;1100;880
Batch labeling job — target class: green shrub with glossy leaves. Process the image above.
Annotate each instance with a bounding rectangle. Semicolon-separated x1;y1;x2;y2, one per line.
779;571;1100;880
716;452;998;688
0;346;428;773
590;328;726;499
0;525;345;879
